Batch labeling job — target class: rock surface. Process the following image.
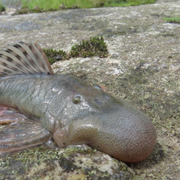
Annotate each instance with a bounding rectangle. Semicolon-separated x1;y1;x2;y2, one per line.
0;0;180;179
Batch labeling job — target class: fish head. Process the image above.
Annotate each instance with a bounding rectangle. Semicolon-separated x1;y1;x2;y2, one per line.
53;77;156;163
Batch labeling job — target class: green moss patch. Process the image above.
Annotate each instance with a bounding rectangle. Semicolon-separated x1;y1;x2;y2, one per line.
69;36;108;58
163;17;180;24
43;49;67;64
44;36;109;64
13;6;57;15
0;3;5;12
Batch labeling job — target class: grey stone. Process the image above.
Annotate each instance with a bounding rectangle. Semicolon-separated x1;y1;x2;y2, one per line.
0;0;180;179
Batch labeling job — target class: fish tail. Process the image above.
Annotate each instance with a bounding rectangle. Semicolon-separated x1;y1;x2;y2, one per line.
0;42;53;76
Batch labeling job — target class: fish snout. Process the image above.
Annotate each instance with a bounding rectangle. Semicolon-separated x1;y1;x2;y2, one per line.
89;108;157;163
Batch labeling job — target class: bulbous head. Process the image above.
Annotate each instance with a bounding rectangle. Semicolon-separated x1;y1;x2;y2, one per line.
52;75;156;163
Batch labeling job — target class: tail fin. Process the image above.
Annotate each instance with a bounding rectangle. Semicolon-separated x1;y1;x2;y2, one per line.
0;42;53;76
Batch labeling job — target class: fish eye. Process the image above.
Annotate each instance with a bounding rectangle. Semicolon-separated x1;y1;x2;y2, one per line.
73;95;81;104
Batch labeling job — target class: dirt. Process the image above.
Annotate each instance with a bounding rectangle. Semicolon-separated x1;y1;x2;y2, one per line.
0;0;180;179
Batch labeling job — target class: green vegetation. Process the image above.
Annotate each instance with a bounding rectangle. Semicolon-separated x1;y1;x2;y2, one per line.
44;36;108;64
105;0;156;7
69;36;108;58
21;0;156;11
13;6;45;14
0;3;5;12
163;17;180;24
43;49;67;64
12;0;157;15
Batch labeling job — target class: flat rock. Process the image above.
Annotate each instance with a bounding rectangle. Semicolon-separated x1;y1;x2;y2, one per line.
0;0;180;179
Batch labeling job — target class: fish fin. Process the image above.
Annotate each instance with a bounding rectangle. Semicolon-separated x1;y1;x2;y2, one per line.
0;107;51;153
0;42;53;76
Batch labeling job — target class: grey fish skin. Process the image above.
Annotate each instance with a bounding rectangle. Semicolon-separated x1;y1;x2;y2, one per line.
0;73;156;163
0;42;156;163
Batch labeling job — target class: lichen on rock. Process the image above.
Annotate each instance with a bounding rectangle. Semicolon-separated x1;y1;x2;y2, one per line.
0;145;134;179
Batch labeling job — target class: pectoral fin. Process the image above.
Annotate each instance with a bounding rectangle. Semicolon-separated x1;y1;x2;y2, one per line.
0;107;51;153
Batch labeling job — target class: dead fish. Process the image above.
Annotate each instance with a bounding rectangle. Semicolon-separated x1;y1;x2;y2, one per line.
0;42;156;163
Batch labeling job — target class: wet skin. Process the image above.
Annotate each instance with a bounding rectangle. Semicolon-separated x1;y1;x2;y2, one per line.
0;74;156;162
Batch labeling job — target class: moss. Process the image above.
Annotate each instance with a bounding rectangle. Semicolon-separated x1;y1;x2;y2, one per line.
14;5;79;15
0;3;5;12
43;49;67;64
69;36;108;58
44;36;109;64
13;6;57;15
14;6;39;15
163;17;180;24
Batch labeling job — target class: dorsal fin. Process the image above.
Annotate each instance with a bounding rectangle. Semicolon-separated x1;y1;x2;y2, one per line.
0;42;53;76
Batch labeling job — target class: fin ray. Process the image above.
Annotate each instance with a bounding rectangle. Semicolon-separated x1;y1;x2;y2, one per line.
3;46;40;74
0;56;30;74
0;42;53;76
0;107;51;153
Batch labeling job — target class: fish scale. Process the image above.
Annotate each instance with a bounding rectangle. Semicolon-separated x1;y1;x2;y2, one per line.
0;42;156;163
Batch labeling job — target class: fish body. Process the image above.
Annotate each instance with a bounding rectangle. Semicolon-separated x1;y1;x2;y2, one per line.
0;42;156;162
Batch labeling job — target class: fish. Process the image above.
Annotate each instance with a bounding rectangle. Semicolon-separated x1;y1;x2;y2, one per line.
0;42;156;163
